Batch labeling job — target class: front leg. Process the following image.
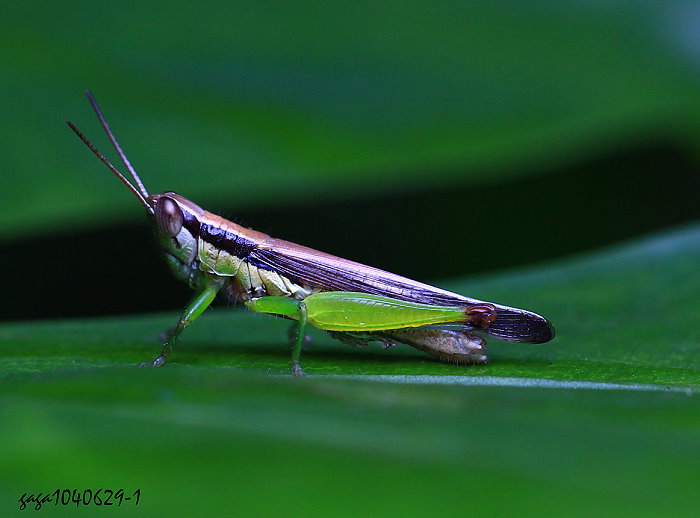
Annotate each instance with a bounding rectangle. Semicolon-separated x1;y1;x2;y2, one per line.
139;285;220;367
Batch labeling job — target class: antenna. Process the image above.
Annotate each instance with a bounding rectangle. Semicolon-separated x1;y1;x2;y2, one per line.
84;89;150;198
66;120;154;213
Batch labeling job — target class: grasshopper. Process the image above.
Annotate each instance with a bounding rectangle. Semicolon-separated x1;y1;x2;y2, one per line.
67;90;554;376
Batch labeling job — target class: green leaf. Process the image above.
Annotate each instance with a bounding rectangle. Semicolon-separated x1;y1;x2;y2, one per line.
3;2;700;515
1;224;698;517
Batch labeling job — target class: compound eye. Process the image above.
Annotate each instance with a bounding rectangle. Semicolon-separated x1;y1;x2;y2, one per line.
156;197;183;238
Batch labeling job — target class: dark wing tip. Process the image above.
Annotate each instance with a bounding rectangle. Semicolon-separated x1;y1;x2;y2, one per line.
486;307;555;343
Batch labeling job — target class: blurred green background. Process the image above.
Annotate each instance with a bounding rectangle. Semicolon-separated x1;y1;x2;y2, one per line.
1;1;699;517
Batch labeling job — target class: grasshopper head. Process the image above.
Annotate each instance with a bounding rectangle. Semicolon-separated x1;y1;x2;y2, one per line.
148;192;204;285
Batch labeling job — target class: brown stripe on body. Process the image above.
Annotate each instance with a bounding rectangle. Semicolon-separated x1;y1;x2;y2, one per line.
199;211;269;261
